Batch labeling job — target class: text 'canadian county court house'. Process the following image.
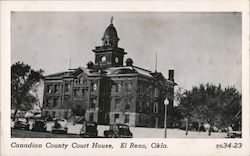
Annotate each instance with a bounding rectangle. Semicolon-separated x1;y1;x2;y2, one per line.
42;18;177;128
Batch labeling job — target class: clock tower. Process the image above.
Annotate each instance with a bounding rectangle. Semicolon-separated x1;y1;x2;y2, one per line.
92;17;127;69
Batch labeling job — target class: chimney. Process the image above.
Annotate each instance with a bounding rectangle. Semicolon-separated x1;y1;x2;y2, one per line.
87;61;94;69
126;58;133;66
168;70;174;82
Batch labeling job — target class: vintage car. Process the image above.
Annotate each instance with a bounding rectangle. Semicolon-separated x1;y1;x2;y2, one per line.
13;118;30;130
104;124;133;138
226;131;242;138
32;118;47;132
51;119;68;134
80;121;98;137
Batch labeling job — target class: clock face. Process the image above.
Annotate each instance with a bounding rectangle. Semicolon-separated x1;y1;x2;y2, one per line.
101;56;107;62
115;57;119;63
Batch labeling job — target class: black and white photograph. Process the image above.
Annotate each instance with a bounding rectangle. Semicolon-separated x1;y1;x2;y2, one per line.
1;1;249;156
10;12;242;138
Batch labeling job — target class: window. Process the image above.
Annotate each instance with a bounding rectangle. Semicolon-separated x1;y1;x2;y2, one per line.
73;89;79;96
153;102;158;113
146;100;150;111
139;84;143;93
91;83;97;92
53;98;58;107
139;115;142;123
138;100;142;112
52;111;56;118
89;113;94;121
146;100;150;107
154;88;159;97
46;98;50;107
79;77;82;84
64;111;68;119
115;83;122;93
125;82;132;92
125;99;130;110
90;98;96;108
124;114;130;123
47;85;52;93
60;98;63;107
82;89;86;96
54;85;59;93
146;85;150;94
65;83;71;92
115;99;120;110
114;114;119;123
146;100;150;112
150;86;154;96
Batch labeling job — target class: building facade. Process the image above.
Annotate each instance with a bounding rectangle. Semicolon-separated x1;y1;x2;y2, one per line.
42;19;176;127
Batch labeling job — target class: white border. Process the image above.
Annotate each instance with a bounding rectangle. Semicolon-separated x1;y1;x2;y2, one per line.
1;1;249;156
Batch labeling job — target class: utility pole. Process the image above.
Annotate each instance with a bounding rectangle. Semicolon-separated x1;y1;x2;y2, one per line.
164;99;169;138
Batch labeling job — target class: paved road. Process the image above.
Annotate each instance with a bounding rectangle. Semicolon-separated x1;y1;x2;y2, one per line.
11;129;104;138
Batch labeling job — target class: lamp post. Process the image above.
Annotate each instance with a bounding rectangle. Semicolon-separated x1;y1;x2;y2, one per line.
164;99;169;138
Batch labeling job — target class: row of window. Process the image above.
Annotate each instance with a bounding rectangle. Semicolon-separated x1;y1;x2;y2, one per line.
73;89;87;97
74;77;87;85
47;83;71;93
139;84;160;97
114;98;132;110
46;97;62;107
137;100;159;113
47;82;97;94
113;82;132;93
113;98;158;113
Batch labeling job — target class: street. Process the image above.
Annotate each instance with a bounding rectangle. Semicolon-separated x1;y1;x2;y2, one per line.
11;127;228;138
11;129;81;138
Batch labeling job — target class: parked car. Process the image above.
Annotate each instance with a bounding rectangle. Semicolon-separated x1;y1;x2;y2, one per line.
32;118;47;132
80;121;98;137
226;131;242;138
13;118;30;130
104;124;133;138
51;119;68;134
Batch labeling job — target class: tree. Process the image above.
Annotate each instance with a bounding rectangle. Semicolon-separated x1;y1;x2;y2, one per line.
177;83;241;135
71;99;87;124
11;62;44;120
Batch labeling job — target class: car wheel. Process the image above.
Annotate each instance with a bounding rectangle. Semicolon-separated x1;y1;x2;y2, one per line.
107;134;112;138
111;134;117;138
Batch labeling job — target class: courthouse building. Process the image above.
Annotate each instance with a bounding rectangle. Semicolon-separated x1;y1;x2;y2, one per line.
42;19;176;127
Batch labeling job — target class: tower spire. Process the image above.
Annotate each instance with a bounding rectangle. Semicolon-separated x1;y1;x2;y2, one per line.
155;52;158;72
111;16;114;24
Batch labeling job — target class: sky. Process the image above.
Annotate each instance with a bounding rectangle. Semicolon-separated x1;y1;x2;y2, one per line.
11;12;242;92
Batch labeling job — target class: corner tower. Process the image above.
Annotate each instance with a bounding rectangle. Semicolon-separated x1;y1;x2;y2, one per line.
92;17;127;69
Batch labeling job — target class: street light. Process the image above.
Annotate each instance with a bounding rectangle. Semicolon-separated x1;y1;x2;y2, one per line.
164;99;169;138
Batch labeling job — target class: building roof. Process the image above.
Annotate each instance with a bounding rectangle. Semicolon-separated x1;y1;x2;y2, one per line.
45;70;74;78
45;65;176;86
105;66;152;77
102;23;119;41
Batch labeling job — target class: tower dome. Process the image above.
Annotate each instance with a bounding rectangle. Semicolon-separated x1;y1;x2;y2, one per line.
102;17;119;47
